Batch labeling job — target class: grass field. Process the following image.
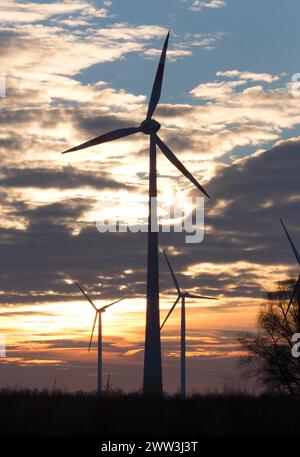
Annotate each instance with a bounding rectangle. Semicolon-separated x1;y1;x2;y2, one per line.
0;389;299;437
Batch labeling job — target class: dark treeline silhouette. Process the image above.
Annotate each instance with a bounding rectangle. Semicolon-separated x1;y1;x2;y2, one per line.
240;279;300;394
1;388;300;436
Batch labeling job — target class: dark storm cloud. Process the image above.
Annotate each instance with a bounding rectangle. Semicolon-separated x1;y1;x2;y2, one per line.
203;139;300;265
156;105;192;118
0;107;47;126
156;139;300;300
26;199;88;222
0;195;148;303
71;112;140;138
0;105;145;164
0;166;128;190
0;138;300;307
0;106;136;131
158;139;300;299
209;141;300;203
17;338;125;353
159;133;195;154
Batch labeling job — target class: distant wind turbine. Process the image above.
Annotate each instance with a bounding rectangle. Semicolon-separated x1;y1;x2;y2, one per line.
280;219;300;327
75;281;124;394
160;250;217;398
63;32;209;396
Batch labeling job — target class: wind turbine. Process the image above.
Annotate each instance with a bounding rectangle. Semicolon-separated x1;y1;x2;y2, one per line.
75;281;124;394
280;219;300;328
160;250;217;398
63;32;209;396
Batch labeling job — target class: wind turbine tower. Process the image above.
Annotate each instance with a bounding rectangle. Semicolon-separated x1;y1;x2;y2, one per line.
75;282;124;394
280;219;300;330
161;250;216;397
63;32;209;395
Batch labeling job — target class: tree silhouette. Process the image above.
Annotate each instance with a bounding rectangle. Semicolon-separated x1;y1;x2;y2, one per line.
239;279;300;394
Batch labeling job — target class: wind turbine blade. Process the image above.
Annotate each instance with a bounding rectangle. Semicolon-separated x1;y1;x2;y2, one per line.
285;274;300;319
75;282;98;311
88;311;98;351
280;219;300;266
163;249;181;293
62;127;141;154
146;31;170;120
160;295;180;330
155;134;210;198
99;298;125;312
187;293;217;300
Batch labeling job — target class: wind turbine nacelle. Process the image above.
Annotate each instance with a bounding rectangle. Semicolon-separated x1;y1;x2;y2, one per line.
140;119;161;135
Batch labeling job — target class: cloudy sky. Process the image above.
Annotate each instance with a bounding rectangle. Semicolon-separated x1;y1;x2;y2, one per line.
1;0;300;394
